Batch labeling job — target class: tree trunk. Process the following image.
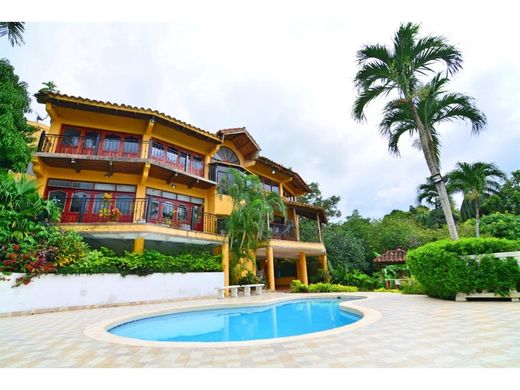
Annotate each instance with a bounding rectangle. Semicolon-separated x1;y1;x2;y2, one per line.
475;201;480;238
408;102;459;240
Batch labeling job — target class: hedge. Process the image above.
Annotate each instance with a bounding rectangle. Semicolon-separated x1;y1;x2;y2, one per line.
58;248;222;276
290;280;358;293
407;238;520;300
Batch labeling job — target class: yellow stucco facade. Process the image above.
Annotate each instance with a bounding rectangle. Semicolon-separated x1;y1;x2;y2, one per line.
29;92;328;289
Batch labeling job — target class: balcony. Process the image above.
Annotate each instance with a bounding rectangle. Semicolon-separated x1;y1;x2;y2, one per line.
270;223;297;241
36;133;216;188
51;197;220;235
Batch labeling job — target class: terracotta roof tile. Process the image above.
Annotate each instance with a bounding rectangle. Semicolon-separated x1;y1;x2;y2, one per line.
373;248;407;264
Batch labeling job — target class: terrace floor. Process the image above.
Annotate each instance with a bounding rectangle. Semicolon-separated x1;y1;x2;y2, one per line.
1;292;519;368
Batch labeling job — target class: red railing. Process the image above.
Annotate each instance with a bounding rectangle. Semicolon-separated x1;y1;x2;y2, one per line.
51;197;219;234
38;132;205;178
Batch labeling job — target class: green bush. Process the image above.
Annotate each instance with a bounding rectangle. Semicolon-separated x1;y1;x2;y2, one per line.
330;267;378;290
399;279;426;295
290;279;309;293
58;249;222;276
373;288;401;293
480;213;520;240
237;271;258;285
290;280;358;293
407;238;520;299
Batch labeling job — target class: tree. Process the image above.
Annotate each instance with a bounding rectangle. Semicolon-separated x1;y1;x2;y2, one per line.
448;162;506;237
0;22;25;46
482;170;520;215
0;58;36;172
222;169;286;281
297;182;341;219
353;22;484;240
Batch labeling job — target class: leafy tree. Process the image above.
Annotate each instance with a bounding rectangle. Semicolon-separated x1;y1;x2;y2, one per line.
0;58;36;172
297;182;341;219
482;170;520;215
352;22;485;240
479;213;520;240
38;81;60;94
448;162;506;237
0;22;25;46
323;225;369;273
222;169;286;281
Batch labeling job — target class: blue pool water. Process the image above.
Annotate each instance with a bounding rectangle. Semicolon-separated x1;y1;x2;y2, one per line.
109;298;362;342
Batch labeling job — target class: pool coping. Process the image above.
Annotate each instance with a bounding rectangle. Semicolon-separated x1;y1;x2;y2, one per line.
83;293;382;348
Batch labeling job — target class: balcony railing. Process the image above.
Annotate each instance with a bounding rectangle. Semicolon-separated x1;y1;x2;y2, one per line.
51;197;219;235
37;133;205;177
270;223;297;241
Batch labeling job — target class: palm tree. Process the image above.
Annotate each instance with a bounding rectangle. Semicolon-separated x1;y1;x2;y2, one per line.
223;169;286;281
0;22;25;47
448;162;506;237
417;177;443;208
353;22;484;240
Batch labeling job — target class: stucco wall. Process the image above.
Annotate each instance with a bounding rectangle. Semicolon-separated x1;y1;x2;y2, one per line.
0;272;224;315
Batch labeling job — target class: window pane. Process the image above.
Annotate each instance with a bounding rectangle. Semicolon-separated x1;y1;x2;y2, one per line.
103;136;120;152
272;184;279;194
177;194;190;202
48;191;67;211
146;188;162;196
94;183;116;191
92;193;106;214
62;128;80;147
72;181;94;189
124;138;139;154
162;192;177;200
177;205;187;222
84;132;99;149
151;142;164;159
162;203;174;219
70;192;88;212
166;147;178;163
116;195;134;215
48;179;71;188
190;197;204;205
116;185;136;193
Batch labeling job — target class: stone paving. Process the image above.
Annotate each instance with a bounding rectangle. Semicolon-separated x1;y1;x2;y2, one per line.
1;292;519;368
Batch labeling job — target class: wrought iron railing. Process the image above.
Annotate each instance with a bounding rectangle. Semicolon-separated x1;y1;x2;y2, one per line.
270;223;297;241
37;132;205;177
49;197;219;235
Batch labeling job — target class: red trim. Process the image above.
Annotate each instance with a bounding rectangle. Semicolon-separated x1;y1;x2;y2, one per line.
148;138;204;177
57;124;142;158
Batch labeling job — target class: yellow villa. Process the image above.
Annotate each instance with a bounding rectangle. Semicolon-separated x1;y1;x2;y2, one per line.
29;92;328;291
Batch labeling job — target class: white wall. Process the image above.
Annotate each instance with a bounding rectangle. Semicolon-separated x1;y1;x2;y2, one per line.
0;272;224;315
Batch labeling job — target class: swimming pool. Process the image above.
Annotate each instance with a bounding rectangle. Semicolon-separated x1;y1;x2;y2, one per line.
109;297;362;342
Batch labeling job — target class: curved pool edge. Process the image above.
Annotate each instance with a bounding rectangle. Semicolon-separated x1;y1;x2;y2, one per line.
83;293;382;348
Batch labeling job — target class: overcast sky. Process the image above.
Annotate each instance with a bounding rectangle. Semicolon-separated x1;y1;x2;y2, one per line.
3;1;519;220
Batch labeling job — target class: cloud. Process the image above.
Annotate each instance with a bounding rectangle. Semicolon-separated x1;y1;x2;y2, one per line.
2;2;519;219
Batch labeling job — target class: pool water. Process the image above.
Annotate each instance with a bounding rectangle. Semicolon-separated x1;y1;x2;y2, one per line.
109;298;362;342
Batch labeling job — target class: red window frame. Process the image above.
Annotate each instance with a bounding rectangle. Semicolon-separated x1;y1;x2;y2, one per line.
148;138;204;177
56;125;142;158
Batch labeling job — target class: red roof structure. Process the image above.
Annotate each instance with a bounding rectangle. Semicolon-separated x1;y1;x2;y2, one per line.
373;247;407;264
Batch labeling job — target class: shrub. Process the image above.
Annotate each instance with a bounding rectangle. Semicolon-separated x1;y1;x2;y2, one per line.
480;213;520;240
407;238;520;300
237;271;258;285
399;279;426;295
290;279;309;293
373;288;401;293
290;280;358;293
330;267;378;290
58;249;222;276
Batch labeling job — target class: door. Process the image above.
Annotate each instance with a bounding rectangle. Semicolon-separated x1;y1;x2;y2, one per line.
65;191;90;223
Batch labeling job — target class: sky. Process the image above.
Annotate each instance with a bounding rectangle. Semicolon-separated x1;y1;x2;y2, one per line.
2;1;520;220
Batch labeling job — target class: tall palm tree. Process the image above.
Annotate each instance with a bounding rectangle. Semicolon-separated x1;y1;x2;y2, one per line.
0;22;25;46
353;22;483;240
448;162;506;237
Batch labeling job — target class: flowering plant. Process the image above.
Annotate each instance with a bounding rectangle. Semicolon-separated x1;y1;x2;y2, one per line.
98;193;121;221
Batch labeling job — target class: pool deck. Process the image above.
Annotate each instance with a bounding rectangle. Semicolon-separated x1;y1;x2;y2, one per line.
1;292;519;367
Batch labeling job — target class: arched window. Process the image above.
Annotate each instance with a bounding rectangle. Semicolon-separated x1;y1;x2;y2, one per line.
211;146;239;164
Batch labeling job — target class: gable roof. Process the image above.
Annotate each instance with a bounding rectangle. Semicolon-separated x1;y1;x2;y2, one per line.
256;156;311;194
373;248;407;264
217;127;261;160
35;92;222;144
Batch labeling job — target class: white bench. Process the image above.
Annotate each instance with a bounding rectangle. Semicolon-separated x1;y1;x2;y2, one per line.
216;285;241;299
242;284;265;297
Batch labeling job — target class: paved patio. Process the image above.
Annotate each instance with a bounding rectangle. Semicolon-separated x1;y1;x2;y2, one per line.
1;292;519;367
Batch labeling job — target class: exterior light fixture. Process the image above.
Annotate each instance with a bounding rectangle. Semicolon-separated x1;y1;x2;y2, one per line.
272;170;275;175
170;183;176;188
174;172;179;176
70;158;76;164
430;173;444;184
